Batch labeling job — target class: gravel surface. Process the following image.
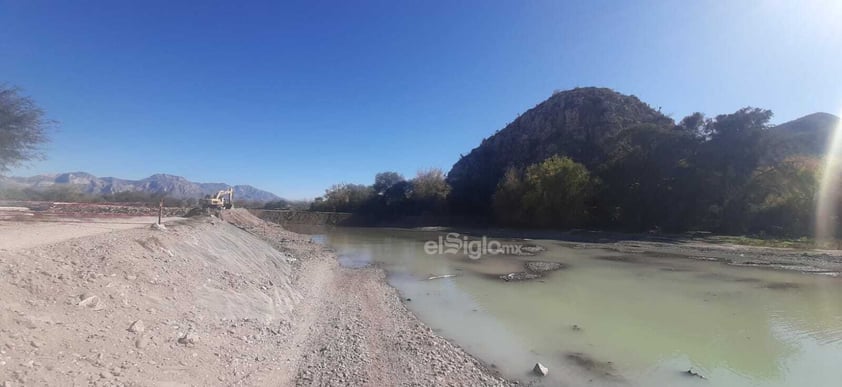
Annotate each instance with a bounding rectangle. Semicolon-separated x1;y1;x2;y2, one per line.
0;209;512;386
221;209;512;387
598;239;842;274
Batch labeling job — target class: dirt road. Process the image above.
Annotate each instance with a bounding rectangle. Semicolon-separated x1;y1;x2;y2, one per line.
0;217;181;251
0;210;510;386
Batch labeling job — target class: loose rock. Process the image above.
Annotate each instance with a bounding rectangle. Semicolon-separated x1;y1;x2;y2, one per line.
178;333;199;345
128;320;145;333
499;272;540;281
135;335;149;349
685;368;706;379
525;261;565;273
533;362;549;376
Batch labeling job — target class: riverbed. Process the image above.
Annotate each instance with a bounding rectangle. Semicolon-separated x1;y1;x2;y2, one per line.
302;227;842;386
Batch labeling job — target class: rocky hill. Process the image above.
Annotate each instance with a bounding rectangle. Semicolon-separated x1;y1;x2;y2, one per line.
447;87;674;214
444;85;839;233
0;172;281;202
762;112;840;163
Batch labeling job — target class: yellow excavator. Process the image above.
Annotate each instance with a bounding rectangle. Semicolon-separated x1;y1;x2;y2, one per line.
200;188;234;209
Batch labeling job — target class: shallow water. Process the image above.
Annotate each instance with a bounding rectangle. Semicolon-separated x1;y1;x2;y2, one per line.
309;227;842;386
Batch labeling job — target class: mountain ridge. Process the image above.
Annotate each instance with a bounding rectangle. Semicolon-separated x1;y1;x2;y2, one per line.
761;112;840;163
0;172;281;202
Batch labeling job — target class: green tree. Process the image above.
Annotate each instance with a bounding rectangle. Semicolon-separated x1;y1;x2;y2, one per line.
493;156;594;228
0;85;51;173
492;167;527;225
410;168;450;201
373;171;405;194
522;155;593;227
311;183;373;212
696;107;773;232
596;123;701;231
404;168;450;215
742;156;819;236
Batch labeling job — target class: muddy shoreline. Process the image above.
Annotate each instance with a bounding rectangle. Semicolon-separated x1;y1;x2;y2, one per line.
400;226;842;276
566;237;842;275
282;221;842;275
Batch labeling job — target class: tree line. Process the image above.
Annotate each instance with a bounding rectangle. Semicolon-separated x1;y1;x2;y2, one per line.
312;107;827;237
309;169;451;222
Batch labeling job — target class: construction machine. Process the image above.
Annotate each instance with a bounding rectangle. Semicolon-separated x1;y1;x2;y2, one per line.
200;188;234;209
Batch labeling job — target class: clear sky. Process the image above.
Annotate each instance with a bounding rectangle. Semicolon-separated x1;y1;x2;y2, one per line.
3;0;842;199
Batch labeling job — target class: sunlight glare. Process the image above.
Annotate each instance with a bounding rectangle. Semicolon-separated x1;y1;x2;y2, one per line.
815;108;842;246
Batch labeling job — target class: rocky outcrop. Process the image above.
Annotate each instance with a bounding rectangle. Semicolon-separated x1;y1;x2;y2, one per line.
499;260;566;281
447;87;673;214
525;261;564;273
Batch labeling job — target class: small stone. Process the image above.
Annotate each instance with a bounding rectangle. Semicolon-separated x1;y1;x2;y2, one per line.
100;371;112;379
78;295;98;307
178;333;199;345
685;368;706;379
499;272;540;281
29;341;40;348
533;362;548;376
128;320;145;333
135;335;149;349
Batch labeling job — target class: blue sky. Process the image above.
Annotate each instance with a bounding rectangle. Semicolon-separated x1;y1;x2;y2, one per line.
3;0;842;199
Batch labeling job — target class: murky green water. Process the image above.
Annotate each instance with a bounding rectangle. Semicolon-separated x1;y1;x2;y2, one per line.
309;227;842;386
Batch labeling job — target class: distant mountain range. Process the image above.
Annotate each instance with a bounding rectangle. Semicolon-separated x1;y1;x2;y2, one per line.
0;172;281;202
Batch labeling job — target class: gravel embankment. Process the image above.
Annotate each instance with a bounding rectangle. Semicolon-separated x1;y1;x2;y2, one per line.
0;209;513;386
222;209;513;386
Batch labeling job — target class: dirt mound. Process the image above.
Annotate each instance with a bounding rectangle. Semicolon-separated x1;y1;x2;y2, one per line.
0;208;510;386
221;208;267;228
0;216;300;386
